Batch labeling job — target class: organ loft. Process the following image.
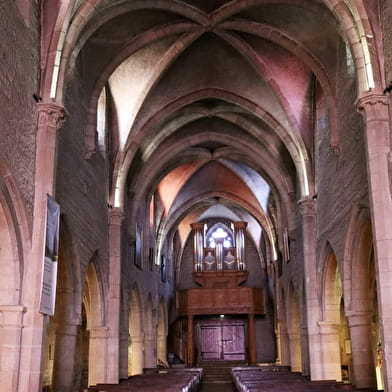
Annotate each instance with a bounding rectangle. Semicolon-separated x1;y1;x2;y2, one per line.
176;221;264;366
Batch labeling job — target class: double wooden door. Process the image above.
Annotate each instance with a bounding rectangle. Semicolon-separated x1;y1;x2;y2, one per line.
198;320;246;361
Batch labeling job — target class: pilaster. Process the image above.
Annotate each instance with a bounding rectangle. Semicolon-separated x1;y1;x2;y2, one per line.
107;207;125;383
347;312;377;389
88;326;109;385
52;322;78;392
318;321;342;381
297;197;323;380
357;94;392;392
0;306;25;392
18;102;67;392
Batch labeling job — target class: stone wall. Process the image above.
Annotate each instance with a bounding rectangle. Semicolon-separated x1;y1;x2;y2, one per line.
0;2;40;226
56;55;110;292
381;0;392;84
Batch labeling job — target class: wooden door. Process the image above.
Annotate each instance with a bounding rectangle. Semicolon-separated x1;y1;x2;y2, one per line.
198;320;246;361
200;325;221;360
222;322;246;361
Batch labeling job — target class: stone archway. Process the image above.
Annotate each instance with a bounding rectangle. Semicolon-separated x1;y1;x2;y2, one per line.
0;163;27;392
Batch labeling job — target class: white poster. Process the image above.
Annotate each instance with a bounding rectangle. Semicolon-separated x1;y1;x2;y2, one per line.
40;195;60;316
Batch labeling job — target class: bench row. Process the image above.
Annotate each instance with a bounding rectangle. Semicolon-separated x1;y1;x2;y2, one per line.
83;368;203;392
231;367;369;392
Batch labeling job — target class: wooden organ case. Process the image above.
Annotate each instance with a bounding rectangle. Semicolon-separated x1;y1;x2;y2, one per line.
176;221;264;366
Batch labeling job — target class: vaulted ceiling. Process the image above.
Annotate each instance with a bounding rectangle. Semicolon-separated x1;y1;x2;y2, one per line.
54;0;361;261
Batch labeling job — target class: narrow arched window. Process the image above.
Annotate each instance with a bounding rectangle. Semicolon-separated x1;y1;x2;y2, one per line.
206;224;233;248
97;87;107;156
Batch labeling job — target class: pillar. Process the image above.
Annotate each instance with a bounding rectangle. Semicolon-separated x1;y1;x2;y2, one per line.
191;223;204;272
119;330;129;379
248;313;257;365
106;207;124;383
187;315;194;366
0;306;25;391
288;331;302;372
88;326;108;386
235;221;247;270
144;335;156;368
157;333;168;365
52;323;78;392
357;94;392;391
347;312;376;389
298;198;323;379
318;322;341;381
277;323;290;366
300;324;310;376
18;102;67;392
130;335;144;375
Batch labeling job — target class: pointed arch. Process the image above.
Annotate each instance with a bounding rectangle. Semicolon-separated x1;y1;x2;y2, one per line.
83;256;105;329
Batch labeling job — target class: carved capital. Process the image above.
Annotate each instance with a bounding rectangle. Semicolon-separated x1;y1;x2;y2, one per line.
356;94;390;122
297;197;316;217
37;102;67;132
109;207;125;226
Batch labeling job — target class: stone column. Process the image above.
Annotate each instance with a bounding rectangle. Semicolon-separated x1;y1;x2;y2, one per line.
288;331;302;372
347;312;376;389
248;313;257;365
157;333;167;365
130;335;144;375
277;323;290;366
300;324;310;377
357;94;392;391
0;306;25;391
119;330;129;379
52;323;78;392
144;335;156;368
88;326;108;386
318;322;341;381
235;221;247;270
191;223;204;272
18;102;67;392
187;315;194;366
298;198;323;379
106;207;124;383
